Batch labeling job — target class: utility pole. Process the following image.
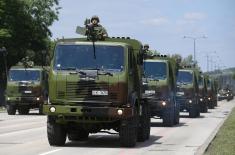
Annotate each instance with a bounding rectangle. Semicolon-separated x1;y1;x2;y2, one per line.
183;35;207;64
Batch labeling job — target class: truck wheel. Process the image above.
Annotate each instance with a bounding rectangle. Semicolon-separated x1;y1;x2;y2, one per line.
208;102;214;109
6;104;16;115
47;116;66;146
18;107;29;115
68;129;89;141
174;102;180;125
201;103;208;113
39;104;43;115
119;108;138;147
163;106;174;127
197;104;200;117
189;104;197;118
137;103;150;142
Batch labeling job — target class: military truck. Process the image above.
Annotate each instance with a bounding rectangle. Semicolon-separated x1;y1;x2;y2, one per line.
43;30;150;147
6;66;48;115
198;74;208;113
213;79;218;106
176;68;200;118
142;55;179;126
206;77;216;109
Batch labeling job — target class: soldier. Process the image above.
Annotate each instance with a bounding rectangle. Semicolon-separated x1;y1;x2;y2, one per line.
143;44;154;57
86;15;108;40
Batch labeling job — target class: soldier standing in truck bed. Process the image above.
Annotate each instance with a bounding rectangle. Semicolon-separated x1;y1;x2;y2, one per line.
86;15;108;40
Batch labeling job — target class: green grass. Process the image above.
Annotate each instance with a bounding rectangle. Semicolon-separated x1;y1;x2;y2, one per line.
204;107;235;155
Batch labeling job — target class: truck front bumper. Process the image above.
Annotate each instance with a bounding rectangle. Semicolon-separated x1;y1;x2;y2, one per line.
43;104;134;120
6;96;43;106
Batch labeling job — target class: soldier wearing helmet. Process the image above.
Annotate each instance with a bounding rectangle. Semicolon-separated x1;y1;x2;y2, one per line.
143;44;154;57
86;15;108;40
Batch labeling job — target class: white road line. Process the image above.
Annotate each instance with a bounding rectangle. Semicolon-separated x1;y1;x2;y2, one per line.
38;149;62;155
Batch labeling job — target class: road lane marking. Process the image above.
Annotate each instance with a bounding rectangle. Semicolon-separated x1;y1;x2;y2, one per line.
38;149;62;155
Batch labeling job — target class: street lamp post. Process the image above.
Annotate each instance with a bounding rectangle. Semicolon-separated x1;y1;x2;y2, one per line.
183;35;207;64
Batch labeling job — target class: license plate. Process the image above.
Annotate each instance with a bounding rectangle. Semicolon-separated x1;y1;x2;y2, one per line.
145;90;155;94
177;92;184;96
24;91;32;94
92;90;108;96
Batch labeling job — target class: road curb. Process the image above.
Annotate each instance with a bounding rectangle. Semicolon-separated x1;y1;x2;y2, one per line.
195;105;234;155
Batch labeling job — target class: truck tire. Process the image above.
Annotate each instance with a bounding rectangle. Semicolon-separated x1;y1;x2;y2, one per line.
174;102;180;125
208;102;214;109
137;103;150;142
189;104;197;118
47;117;66;146
68;129;89;141
197;104;200;117
39;104;43;115
18;107;29;115
201;104;208;113
6;104;16;115
119;108;138;147
163;105;174;127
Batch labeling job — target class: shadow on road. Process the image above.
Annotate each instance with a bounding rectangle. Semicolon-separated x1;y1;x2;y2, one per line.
180;114;205;119
150;122;188;127
64;134;162;148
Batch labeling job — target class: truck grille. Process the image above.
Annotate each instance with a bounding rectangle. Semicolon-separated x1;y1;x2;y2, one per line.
66;81;109;101
19;86;35;97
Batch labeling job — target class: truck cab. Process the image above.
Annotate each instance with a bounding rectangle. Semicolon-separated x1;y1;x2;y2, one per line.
6;66;48;115
142;56;179;126
176;68;200;118
43;37;150;147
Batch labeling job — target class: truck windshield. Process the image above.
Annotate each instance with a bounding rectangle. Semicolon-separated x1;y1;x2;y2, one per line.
144;61;167;80
9;70;40;82
54;45;124;72
177;71;193;84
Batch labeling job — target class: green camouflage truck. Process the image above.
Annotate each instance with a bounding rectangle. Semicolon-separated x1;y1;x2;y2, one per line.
213;79;218;106
198;74;208;113
43;35;150;147
6;66;48;115
206;77;216;109
142;55;179;126
176;68;200;118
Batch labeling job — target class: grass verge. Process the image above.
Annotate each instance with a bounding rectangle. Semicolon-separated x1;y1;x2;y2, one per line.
204;107;235;155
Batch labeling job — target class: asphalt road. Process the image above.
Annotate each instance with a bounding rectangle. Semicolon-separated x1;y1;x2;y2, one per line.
0;100;234;155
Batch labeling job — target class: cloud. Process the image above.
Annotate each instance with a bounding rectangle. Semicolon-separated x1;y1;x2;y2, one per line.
140;17;169;26
184;12;207;22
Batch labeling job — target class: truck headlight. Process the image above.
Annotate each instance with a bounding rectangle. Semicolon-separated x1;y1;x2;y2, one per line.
162;101;167;106
49;107;56;113
7;97;10;101
200;98;203;102
117;109;123;115
189;100;192;103
36;97;40;101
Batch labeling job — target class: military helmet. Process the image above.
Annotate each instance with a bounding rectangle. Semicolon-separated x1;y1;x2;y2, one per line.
91;15;100;23
144;44;149;48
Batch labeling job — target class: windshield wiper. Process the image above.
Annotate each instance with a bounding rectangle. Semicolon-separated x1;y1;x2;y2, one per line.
61;67;87;75
82;68;113;76
98;70;113;76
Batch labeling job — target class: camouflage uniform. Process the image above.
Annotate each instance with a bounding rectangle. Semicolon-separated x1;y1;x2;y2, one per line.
143;44;154;58
86;16;108;40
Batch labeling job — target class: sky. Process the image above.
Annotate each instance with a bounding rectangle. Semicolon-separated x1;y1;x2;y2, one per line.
50;0;235;72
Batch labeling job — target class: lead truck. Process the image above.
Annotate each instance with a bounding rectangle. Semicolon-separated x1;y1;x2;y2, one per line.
43;25;150;147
